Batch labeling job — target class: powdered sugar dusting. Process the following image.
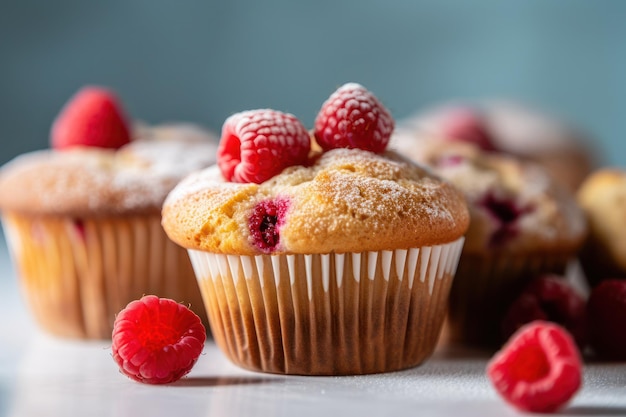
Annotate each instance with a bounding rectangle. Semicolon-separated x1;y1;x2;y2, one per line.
164;165;238;206
0;123;218;215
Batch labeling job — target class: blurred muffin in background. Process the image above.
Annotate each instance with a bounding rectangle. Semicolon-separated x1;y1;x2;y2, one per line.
577;169;626;288
397;100;601;192
390;135;587;347
0;86;217;339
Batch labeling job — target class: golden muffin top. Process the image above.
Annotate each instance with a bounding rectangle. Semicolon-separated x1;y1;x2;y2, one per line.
162;148;470;255
578;169;626;269
0;124;218;216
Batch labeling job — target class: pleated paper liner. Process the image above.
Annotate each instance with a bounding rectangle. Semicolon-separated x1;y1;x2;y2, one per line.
189;237;465;376
444;251;571;348
1;212;207;339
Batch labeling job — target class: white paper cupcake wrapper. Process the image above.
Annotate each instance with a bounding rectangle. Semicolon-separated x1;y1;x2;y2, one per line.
190;239;464;296
188;237;464;375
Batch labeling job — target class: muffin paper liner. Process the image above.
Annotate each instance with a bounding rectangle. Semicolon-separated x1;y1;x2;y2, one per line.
188;237;465;375
444;251;572;348
1;212;206;339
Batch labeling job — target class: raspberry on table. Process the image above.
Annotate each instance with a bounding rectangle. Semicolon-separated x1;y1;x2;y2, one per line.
438;107;497;151
314;83;394;153
217;109;311;184
112;295;206;384
587;279;626;360
487;321;582;413
501;274;588;349
51;86;132;150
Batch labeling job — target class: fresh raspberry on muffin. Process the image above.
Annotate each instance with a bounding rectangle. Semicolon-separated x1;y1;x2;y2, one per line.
51;86;132;150
314;83;394;153
437;107;497;151
217;109;311;184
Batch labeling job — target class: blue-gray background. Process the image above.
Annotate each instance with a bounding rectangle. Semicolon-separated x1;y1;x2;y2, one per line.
1;0;625;166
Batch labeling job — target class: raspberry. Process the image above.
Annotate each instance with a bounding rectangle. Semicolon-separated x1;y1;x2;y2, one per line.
72;218;86;240
502;275;588;349
51;86;132;150
587;279;626;360
438;107;497;151
478;192;532;246
249;198;290;252
111;295;206;384
217;109;311;184
487;321;582;413
314;83;394;153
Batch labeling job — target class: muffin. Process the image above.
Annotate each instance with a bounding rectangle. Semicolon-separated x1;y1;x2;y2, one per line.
391;136;587;347
577;169;626;288
162;84;470;375
0;86;218;339
398;101;600;192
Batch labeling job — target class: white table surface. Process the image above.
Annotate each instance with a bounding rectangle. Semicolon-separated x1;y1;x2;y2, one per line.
1;238;625;417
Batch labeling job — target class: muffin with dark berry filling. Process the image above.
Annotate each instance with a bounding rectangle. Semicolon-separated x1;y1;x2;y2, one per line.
162;84;470;375
391;137;587;347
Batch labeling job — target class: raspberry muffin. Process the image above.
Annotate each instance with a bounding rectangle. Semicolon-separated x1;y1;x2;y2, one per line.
391;137;587;347
397;101;600;192
0;86;217;339
162;84;470;375
577;169;626;288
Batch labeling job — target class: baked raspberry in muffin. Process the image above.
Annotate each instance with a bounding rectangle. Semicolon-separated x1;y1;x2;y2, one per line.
162;84;470;375
0;86;217;339
390;137;587;347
